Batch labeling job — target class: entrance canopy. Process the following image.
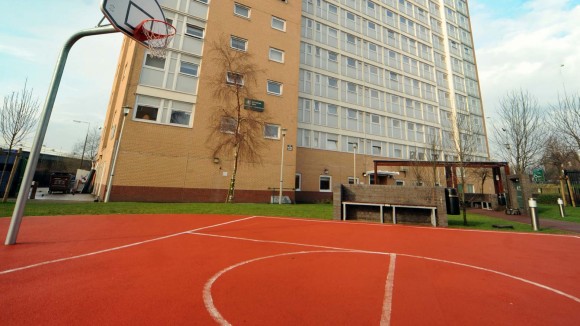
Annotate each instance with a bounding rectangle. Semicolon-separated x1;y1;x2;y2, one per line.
372;160;510;194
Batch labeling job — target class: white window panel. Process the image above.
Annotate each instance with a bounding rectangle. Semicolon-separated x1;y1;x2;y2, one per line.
179;61;199;76
234;3;250;18
186;24;204;39
269;48;285;63
144;54;165;69
230;36;247;51
272;16;286;31
226;72;244;85
267;80;283;95
264;124;280;139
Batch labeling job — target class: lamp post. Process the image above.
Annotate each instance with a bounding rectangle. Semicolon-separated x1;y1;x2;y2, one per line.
353;143;358;184
279;128;287;204
105;106;131;203
73;120;90;169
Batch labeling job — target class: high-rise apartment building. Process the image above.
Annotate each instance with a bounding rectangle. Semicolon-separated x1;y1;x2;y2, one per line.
95;0;489;203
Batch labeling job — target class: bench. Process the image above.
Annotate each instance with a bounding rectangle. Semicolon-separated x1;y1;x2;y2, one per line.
342;201;437;226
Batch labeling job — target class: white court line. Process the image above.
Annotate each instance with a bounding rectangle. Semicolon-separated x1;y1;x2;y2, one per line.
191;232;580;304
203;250;358;326
380;254;397;326
0;216;257;275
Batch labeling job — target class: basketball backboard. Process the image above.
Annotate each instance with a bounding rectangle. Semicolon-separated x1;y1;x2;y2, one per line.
100;0;167;45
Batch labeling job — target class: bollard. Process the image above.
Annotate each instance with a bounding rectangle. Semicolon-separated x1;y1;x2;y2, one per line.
528;198;539;231
557;198;565;218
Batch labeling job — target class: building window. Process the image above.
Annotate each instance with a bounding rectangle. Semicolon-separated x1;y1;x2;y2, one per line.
395;180;405;186
271;16;286;31
170;111;191;126
328;77;338;88
347;57;356;68
226;72;244;86
267;80;283;95
269;48;285;63
144;54;165;69
328;52;338;62
234;3;250;18
230;36;247;51
295;173;302;191
186;24;204;39
135;105;158;121
320;176;332;192
196;0;209;4
179;61;199;76
264;124;280;139
346;34;356;44
220;117;237;133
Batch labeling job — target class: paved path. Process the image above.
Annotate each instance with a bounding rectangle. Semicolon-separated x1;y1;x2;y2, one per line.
472;208;580;233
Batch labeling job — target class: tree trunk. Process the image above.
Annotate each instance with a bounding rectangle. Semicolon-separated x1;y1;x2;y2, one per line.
226;144;240;203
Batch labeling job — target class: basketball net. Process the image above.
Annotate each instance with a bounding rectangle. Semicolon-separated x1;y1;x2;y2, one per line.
134;19;176;58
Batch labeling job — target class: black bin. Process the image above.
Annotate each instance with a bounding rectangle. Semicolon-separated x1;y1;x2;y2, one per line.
497;193;507;206
445;188;460;215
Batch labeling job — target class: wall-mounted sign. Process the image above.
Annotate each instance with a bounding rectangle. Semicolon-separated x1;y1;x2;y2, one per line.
244;98;264;112
287;145;293;151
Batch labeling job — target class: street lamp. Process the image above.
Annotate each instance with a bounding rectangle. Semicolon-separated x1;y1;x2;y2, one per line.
279;128;287;204
105;106;131;203
73;120;90;169
353;143;358;184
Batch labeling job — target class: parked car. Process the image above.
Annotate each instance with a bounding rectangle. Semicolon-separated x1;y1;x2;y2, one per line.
48;172;75;194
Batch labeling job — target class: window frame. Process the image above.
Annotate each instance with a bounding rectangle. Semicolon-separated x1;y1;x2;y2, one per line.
295;173;302;191
319;175;332;192
179;61;199;76
267;80;283;96
230;36;248;51
271;16;286;31
234;3;251;18
169;110;192;126
264;124;281;139
269;47;285;63
144;53;166;69
185;24;204;39
135;105;159;122
226;72;244;86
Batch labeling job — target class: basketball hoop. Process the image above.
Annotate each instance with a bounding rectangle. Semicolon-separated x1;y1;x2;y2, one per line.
134;19;176;58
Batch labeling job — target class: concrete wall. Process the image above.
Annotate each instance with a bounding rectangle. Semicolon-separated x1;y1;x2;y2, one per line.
333;184;448;226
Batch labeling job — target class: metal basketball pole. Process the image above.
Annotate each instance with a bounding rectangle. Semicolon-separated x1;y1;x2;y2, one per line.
5;26;118;245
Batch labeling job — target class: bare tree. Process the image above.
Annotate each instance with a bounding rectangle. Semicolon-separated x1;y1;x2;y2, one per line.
491;90;547;174
0;80;39;195
445;113;482;225
541;135;580;182
551;93;580;152
470;167;490;194
72;127;102;168
207;36;269;203
425;132;443;187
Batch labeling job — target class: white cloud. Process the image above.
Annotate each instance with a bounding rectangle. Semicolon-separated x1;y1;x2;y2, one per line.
471;0;580;116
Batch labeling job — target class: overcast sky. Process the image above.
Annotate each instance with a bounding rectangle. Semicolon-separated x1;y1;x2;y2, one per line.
0;0;579;155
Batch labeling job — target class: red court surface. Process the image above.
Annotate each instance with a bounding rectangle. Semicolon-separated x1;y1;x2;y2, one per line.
1;214;579;325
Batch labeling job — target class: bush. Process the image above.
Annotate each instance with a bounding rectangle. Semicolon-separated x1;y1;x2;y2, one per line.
535;194;561;205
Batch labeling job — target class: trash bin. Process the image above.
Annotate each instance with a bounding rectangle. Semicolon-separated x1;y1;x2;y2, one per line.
445;188;460;215
48;172;74;194
497;193;507;206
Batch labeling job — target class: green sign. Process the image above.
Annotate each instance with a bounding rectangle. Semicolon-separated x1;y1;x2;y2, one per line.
244;98;264;112
532;168;544;183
